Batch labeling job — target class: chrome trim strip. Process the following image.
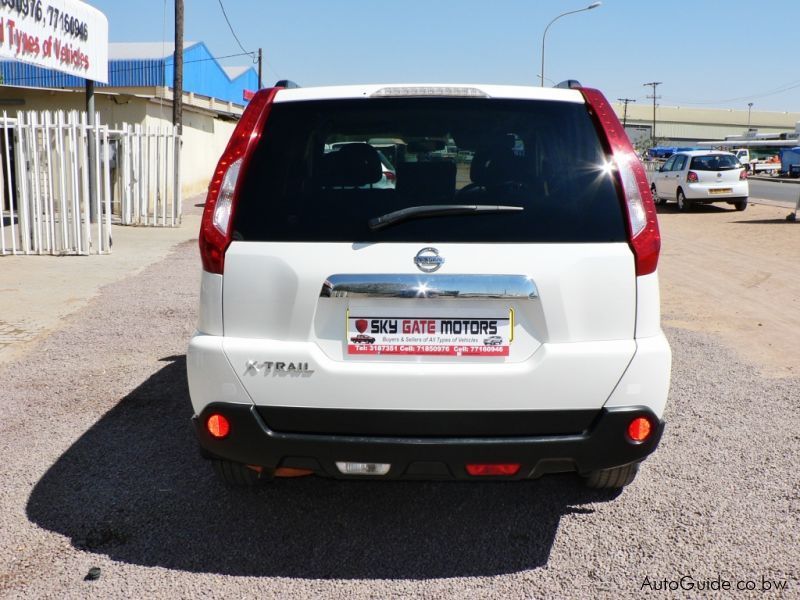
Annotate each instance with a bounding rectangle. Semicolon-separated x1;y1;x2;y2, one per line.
320;274;538;300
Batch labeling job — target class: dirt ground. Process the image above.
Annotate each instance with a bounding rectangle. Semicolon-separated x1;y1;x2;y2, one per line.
656;201;799;377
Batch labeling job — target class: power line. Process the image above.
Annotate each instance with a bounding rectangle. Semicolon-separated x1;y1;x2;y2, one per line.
217;0;255;59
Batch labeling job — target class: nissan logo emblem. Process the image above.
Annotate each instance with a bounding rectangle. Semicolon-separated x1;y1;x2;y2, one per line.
414;247;444;273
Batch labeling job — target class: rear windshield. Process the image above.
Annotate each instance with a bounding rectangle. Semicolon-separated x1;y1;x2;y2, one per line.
233;98;627;243
690;154;741;171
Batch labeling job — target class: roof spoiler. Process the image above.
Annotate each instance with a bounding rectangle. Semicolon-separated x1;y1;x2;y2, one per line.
274;80;301;89
554;80;582;89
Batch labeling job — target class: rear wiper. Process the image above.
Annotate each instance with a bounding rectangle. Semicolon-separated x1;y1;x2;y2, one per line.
368;204;524;231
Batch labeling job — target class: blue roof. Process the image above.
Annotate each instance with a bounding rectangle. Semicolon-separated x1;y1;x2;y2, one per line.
0;41;258;106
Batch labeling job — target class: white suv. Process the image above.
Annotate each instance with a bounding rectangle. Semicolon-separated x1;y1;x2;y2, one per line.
187;83;671;489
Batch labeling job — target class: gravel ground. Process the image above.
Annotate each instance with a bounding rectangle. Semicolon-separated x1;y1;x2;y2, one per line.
0;240;798;599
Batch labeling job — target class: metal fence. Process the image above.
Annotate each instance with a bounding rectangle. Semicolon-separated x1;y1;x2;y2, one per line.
0;111;182;257
0;111;112;256
112;123;181;227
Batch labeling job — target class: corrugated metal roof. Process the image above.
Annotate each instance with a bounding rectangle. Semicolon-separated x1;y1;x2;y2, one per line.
0;41;258;106
109;41;198;60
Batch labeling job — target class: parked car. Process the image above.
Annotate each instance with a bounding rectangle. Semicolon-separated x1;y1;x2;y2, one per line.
188;83;670;489
650;150;748;211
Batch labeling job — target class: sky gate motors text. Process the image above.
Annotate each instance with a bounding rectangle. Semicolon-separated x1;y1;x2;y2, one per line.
369;319;499;335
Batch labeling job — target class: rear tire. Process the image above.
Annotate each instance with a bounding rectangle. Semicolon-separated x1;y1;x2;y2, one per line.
677;189;691;212
584;462;640;489
734;198;748;211
211;459;267;487
651;184;665;206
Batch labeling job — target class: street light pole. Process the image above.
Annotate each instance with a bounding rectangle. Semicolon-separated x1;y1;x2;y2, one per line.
540;2;601;87
747;102;754;130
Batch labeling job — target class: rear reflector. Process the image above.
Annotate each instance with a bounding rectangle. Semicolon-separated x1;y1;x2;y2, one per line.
335;462;391;475
627;417;652;443
206;414;230;439
465;463;521;476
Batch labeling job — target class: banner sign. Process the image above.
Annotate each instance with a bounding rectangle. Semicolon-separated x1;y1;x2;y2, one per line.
0;0;108;83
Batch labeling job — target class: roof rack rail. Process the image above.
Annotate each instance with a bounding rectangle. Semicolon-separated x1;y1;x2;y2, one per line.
554;80;582;89
274;80;300;89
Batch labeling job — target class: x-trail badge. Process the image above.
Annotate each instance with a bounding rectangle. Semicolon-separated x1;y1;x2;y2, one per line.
414;247;444;273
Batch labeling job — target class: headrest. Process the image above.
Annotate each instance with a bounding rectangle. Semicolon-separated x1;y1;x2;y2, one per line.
319;143;382;187
470;147;519;186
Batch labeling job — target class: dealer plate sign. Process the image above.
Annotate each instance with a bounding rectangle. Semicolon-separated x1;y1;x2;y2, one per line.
347;314;512;356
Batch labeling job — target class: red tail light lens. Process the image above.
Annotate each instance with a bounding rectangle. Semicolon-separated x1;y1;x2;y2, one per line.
207;414;230;439
687;171;699;183
579;88;661;276
199;87;280;274
739;169;748;180
384;171;396;183
465;463;521;476
627;417;652;443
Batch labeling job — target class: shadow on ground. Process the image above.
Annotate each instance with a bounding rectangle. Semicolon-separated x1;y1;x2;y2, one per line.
26;356;619;579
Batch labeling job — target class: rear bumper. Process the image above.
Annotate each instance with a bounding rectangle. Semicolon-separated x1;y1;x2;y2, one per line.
192;403;664;480
685;182;748;200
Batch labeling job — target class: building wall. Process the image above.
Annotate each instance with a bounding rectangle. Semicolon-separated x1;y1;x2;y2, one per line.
144;101;236;197
0;87;236;196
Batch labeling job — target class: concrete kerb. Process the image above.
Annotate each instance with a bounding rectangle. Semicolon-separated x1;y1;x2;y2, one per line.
0;193;205;364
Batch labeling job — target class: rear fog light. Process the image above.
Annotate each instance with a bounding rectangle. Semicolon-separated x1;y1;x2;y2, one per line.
465;463;521;476
627;417;652;443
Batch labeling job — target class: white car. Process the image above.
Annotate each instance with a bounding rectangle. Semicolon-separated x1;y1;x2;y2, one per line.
651;150;748;211
188;83;671;489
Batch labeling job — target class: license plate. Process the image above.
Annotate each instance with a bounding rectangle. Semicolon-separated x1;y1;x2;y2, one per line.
347;313;512;356
709;188;732;195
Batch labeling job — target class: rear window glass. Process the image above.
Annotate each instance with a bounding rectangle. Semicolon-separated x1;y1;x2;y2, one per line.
233;98;627;243
690;154;741;171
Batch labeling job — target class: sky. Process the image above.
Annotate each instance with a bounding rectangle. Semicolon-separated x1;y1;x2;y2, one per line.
86;0;800;113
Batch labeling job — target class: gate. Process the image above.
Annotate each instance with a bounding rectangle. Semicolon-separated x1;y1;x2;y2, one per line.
1;111;182;256
112;124;181;227
0;110;112;255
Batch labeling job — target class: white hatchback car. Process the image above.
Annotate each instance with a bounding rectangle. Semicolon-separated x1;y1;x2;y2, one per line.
651;150;748;211
187;83;672;489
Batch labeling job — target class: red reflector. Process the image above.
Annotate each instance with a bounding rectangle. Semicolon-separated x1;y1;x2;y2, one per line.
207;414;230;439
627;417;652;443
465;463;521;476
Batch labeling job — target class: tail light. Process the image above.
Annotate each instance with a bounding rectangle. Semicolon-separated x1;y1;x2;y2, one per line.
739;169;748;180
384;170;396;184
579;88;661;276
687;171;699;183
199;87;280;274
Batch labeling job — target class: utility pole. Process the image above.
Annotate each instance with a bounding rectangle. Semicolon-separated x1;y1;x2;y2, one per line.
258;48;263;89
617;98;636;127
643;81;662;144
173;0;184;136
86;79;97;224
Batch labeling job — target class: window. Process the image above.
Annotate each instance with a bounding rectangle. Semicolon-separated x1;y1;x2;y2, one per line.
233;98;627;243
